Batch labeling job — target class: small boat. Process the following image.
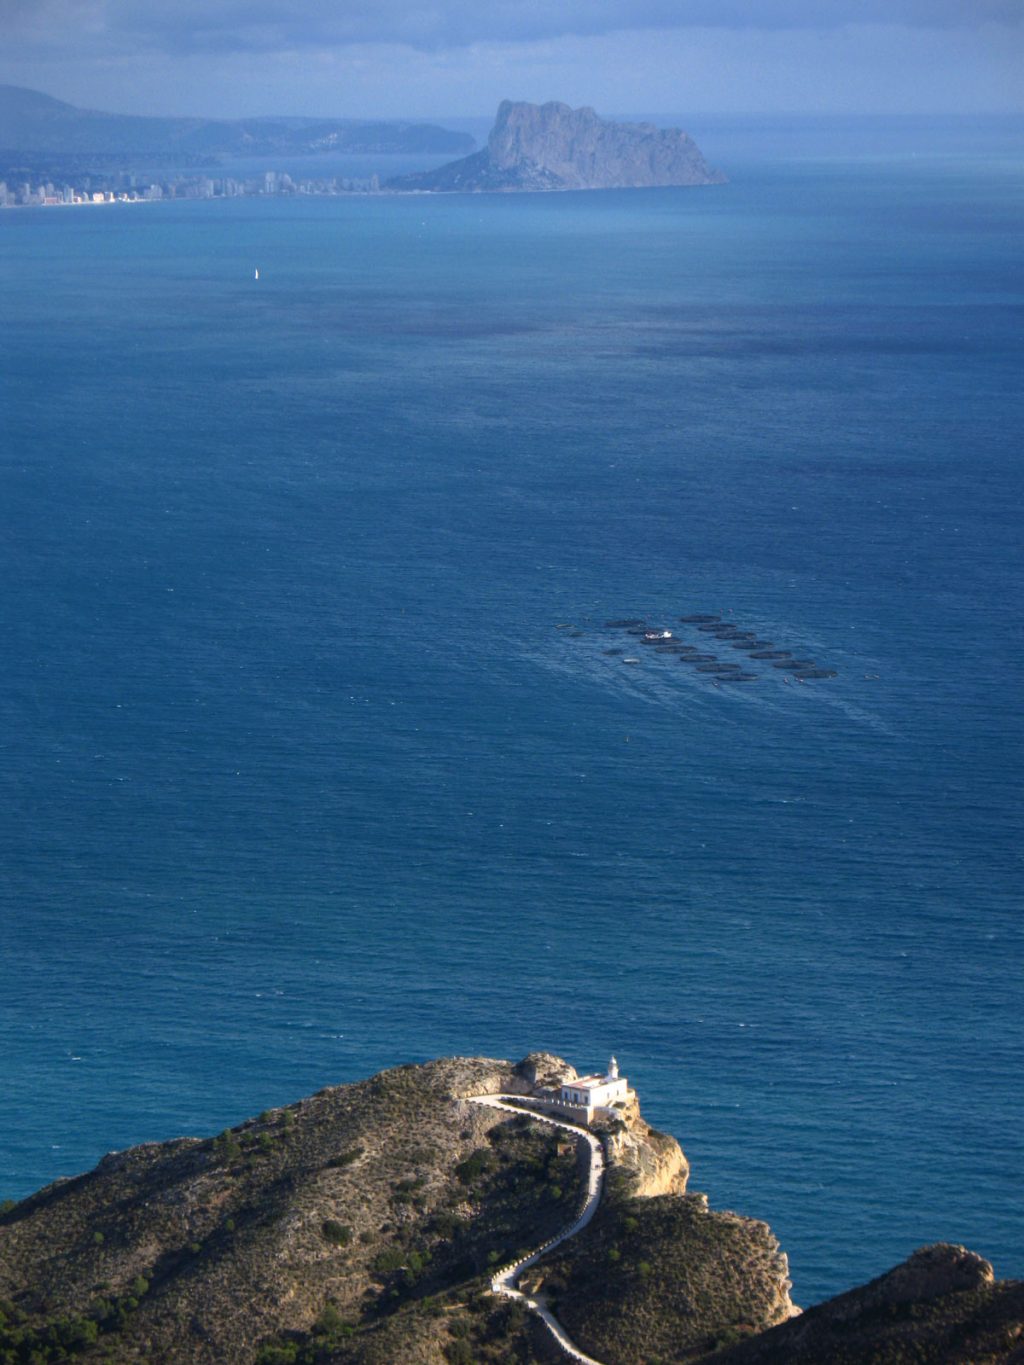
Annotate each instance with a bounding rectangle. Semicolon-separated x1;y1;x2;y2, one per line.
622;657;641;665
254;267;260;281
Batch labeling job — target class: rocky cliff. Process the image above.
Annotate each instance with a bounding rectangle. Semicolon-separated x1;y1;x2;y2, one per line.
389;100;725;193
0;1055;1019;1364
705;1242;1024;1364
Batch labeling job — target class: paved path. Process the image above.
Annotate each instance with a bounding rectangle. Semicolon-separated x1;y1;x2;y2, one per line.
467;1094;607;1365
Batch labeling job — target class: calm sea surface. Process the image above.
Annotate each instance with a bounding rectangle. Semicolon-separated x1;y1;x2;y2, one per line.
1;121;1022;1305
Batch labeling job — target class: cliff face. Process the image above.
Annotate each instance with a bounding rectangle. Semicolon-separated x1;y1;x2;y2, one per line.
599;1097;691;1197
545;1191;798;1363
705;1243;1024;1365
389;99;725;193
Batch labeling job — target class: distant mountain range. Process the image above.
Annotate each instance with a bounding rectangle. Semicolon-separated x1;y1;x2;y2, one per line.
0;85;475;161
390;99;725;192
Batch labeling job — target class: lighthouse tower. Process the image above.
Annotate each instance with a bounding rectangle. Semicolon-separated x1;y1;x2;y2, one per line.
558;1056;630;1117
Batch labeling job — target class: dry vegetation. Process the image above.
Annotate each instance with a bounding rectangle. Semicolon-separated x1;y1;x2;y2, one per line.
2;1059;1021;1365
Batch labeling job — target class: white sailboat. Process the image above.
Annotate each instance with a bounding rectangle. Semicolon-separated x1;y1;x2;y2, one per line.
254;267;260;281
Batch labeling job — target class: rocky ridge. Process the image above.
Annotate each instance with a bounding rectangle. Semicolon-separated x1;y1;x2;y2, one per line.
389;100;725;193
0;1054;1020;1364
0;83;474;160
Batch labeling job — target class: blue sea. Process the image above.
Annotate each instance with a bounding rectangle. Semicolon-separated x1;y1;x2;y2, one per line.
1;118;1022;1306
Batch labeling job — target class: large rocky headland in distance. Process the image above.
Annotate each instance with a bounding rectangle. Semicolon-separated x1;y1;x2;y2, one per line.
389;101;726;193
1;1052;1020;1364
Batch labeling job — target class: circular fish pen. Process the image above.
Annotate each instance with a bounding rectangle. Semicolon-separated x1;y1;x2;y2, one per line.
681;654;718;663
794;669;837;680
751;650;791;659
679;614;720;623
698;663;742;673
778;659;816;670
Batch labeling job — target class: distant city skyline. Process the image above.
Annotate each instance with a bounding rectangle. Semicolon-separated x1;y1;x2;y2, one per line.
2;0;1022;121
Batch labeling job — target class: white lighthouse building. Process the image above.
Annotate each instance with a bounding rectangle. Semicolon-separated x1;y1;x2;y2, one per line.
559;1056;631;1119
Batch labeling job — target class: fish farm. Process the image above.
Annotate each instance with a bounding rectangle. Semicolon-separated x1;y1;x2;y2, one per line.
584;614;840;688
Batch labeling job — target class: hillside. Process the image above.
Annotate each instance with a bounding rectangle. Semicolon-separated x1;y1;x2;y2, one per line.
389;100;725;193
1;1054;1020;1364
0;85;474;160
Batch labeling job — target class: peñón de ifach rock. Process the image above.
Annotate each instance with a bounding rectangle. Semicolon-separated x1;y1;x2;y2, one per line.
389;99;726;193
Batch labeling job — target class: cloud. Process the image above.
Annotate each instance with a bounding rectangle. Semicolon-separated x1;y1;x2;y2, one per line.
4;0;1021;58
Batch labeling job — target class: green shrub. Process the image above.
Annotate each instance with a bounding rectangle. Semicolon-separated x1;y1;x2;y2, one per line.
372;1247;406;1275
321;1220;351;1247
255;1345;298;1365
326;1147;363;1169
313;1304;347;1335
213;1130;243;1162
92;1231;105;1246
455;1149;493;1184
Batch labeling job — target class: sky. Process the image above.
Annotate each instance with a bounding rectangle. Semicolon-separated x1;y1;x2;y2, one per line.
1;0;1022;120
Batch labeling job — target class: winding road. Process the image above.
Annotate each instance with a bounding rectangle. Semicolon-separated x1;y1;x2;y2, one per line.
467;1094;608;1365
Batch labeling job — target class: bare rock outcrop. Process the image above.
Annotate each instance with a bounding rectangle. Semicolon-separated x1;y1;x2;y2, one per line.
705;1242;1021;1365
513;1051;577;1092
389;99;725;193
605;1112;690;1197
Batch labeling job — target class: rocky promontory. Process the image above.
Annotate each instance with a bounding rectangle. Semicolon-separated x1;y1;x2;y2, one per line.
0;1053;1020;1364
389;100;725;193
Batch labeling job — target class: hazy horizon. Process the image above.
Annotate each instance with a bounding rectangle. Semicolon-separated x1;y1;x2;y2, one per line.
2;2;1021;123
